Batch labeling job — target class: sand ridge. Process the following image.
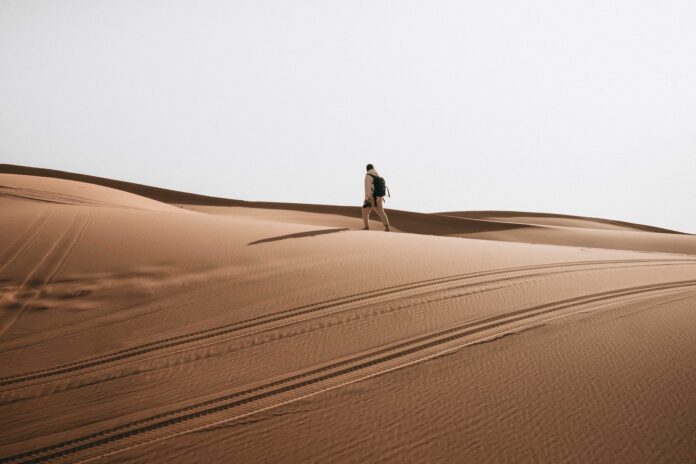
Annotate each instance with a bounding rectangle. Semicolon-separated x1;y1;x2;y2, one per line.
1;168;696;463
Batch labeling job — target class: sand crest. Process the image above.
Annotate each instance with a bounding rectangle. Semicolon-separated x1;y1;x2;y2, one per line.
1;167;695;463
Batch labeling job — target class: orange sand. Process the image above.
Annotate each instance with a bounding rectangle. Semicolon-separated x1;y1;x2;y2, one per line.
1;165;695;463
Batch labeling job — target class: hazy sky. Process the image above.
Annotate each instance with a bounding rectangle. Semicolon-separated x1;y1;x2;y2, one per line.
2;1;695;232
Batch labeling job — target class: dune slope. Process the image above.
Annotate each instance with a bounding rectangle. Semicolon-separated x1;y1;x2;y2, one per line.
4;163;694;256
439;210;684;234
1;170;696;463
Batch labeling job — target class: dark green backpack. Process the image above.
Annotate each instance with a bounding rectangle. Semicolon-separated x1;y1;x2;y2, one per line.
368;174;389;198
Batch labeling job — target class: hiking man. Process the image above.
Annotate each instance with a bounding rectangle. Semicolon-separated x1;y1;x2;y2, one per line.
362;163;390;231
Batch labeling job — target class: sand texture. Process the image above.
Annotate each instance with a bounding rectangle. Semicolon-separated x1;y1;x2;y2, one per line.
1;165;695;463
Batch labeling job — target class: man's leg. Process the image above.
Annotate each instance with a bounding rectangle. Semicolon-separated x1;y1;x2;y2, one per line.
375;197;390;229
362;204;372;229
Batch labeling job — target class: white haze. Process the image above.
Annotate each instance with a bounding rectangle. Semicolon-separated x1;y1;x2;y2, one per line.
1;1;695;232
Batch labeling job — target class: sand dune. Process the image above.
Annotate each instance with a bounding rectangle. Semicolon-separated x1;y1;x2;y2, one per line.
0;164;245;207
1;168;696;463
439;210;684;234
0;173;179;212
3;163;694;255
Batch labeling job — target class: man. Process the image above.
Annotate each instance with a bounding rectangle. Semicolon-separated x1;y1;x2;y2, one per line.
362;163;390;231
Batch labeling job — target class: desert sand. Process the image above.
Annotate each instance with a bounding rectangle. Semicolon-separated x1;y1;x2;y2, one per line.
1;164;695;463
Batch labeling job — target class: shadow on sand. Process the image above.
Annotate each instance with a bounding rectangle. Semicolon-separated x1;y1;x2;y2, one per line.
248;228;351;245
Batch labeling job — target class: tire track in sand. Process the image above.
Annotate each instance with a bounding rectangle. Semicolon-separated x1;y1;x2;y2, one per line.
2;278;695;464
1;258;694;389
0;211;53;275
0;213;92;339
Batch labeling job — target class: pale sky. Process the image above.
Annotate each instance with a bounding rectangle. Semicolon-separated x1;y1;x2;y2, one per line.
1;1;695;232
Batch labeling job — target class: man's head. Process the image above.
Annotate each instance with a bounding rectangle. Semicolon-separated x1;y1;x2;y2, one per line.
366;164;374;172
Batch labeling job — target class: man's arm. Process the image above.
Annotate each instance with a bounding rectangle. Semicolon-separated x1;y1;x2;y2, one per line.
364;175;373;200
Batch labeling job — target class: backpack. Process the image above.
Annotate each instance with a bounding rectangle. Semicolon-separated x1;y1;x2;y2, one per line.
368;174;390;198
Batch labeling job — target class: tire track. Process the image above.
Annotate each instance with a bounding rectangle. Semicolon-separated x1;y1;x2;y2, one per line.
1;258;694;388
3;260;692;405
0;211;52;275
8;213;93;334
0;213;91;339
3;279;695;464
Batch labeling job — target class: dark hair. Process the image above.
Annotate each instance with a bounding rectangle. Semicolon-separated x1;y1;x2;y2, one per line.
366;164;374;171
